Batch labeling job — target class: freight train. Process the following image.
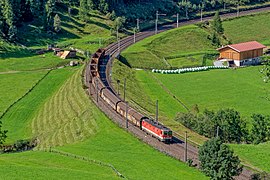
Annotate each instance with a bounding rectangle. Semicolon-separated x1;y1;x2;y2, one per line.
89;48;173;143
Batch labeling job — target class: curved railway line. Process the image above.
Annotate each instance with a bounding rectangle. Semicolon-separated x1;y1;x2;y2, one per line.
84;7;270;179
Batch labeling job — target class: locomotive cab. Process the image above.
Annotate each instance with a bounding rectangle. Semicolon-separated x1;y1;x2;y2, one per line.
162;130;173;143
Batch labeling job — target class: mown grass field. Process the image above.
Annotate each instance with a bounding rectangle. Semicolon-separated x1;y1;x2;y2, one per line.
230;143;270;173
0;151;118;179
0;66;207;179
223;12;270;46
121;25;216;69
0;52;70;72
1;68;75;143
0;71;47;116
151;66;270;119
31;67;99;149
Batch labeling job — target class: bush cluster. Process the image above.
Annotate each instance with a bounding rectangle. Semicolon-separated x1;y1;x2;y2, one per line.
1;139;38;153
175;108;270;144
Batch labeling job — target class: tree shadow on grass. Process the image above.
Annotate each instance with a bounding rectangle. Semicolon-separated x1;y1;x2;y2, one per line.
59;13;85;29
90;13;108;21
0;48;35;59
61;22;85;36
119;55;132;68
87;19;111;31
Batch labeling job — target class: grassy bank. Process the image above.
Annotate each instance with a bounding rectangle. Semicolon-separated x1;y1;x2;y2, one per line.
230;143;270;173
0;151;118;179
1;68;75;143
223;12;270;46
112;59;207;144
151;66;270;119
0;71;48;116
121;25;216;69
0;66;207;179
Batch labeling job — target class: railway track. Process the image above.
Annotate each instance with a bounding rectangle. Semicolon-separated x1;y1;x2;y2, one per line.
85;6;270;179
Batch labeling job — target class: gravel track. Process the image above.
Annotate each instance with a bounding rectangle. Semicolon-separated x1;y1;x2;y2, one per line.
84;7;270;179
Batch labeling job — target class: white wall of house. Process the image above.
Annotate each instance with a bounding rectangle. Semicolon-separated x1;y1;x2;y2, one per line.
234;60;240;66
234;57;261;67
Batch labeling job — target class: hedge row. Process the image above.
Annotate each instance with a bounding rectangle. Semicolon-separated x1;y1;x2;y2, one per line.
152;66;228;74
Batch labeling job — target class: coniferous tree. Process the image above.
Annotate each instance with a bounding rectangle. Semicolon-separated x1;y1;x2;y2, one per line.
211;32;220;46
20;0;33;22
99;0;109;14
53;14;61;32
46;0;56;30
0;1;4;37
199;138;242;180
3;0;16;41
79;0;88;21
87;0;94;10
212;11;224;34
29;0;42;17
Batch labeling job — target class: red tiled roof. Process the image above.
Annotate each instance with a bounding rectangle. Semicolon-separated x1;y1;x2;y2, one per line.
218;41;266;52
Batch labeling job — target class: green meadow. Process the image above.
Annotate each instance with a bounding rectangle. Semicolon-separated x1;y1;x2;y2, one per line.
150;67;270;118
0;71;47;115
121;25;216;69
1;68;75;143
112;59;207;144
0;65;207;179
223;12;270;45
230;143;270;173
114;11;270;172
0;53;69;72
0;151;118;179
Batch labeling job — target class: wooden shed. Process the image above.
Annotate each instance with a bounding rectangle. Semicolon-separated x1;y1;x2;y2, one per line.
60;50;77;59
217;41;266;66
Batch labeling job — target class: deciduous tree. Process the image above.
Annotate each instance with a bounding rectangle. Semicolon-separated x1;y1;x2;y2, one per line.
0;121;8;149
199;138;242;180
250;114;270;144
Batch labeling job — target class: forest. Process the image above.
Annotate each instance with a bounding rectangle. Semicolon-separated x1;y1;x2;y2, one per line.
0;0;269;42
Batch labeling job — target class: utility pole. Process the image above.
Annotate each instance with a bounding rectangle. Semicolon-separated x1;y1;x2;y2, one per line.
176;13;179;28
123;78;126;102
89;80;92;95
156;100;159;123
133;28;136;43
126;101;129;128
95;78;99;103
137;18;140;32
117;80;120;95
200;5;203;22
155;11;158;34
155;11;166;34
184;131;188;162
117;25;120;52
99;38;101;48
237;3;240;17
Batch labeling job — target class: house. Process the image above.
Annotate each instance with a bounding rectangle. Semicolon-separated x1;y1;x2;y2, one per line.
60;50;77;59
217;41;266;67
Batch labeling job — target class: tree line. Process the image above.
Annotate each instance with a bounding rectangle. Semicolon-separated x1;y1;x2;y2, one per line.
0;0;269;42
175;107;270;144
0;0;59;41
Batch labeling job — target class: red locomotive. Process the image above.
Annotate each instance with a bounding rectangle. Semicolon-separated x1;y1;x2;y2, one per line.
141;119;172;142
